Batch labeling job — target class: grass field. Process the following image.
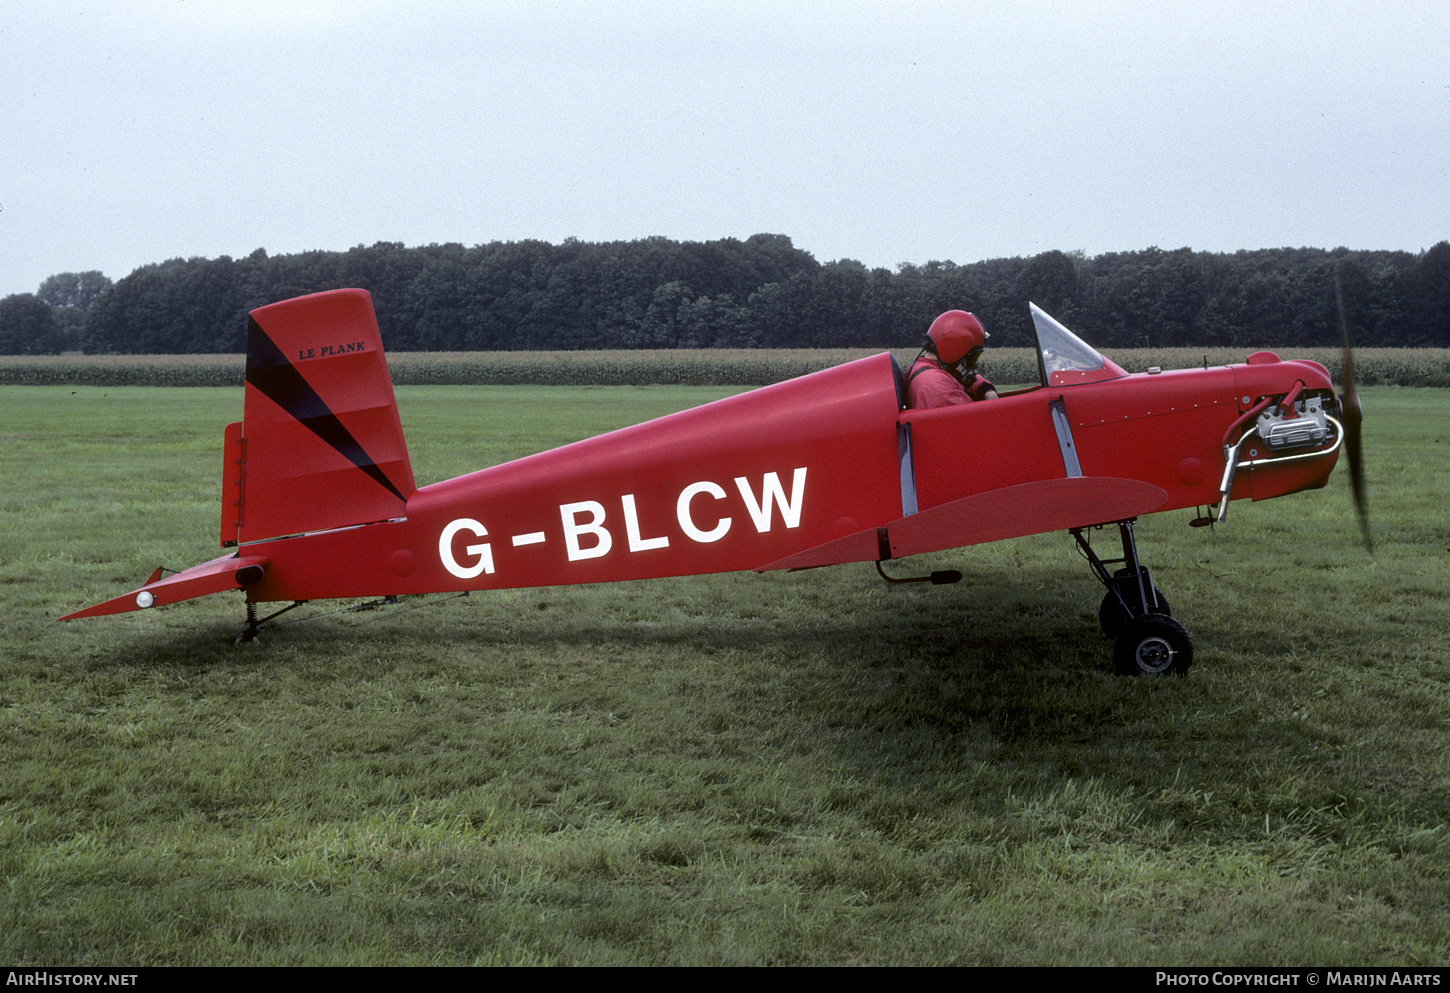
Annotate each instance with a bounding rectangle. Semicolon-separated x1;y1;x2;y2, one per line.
2;384;1448;965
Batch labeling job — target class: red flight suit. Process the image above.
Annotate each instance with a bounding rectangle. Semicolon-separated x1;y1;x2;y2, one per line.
906;355;995;409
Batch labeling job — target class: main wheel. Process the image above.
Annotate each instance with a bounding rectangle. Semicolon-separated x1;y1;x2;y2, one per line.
1097;568;1172;639
1113;613;1193;676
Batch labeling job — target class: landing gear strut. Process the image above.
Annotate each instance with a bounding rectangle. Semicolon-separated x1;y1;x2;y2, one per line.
235;599;307;645
1071;520;1193;676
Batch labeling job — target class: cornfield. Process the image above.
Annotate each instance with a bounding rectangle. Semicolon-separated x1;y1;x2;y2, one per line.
3;347;1447;388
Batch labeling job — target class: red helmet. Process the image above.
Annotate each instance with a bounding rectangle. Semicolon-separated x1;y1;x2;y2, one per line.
927;311;988;364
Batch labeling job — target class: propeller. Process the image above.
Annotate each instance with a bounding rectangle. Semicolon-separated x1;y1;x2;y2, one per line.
1335;275;1372;552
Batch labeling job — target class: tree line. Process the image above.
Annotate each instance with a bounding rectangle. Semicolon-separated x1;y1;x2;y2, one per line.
2;234;1447;355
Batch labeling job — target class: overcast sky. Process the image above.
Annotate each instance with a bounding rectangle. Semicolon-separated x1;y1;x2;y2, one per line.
3;0;1446;299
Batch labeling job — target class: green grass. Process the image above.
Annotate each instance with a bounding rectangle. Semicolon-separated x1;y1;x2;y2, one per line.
1;385;1448;965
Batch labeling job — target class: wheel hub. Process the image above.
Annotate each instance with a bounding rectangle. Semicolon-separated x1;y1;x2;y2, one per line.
1133;635;1177;673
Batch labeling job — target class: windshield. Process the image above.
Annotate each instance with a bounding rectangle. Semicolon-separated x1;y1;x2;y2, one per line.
1031;303;1128;387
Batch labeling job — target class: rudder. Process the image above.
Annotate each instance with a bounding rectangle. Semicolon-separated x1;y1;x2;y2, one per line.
222;289;415;546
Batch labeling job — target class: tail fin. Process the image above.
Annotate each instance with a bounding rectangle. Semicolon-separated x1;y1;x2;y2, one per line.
222;289;415;545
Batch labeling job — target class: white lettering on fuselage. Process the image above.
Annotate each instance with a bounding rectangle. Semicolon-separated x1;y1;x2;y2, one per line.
735;467;807;531
622;494;669;551
677;481;730;543
437;468;807;577
439;518;495;578
561;501;611;560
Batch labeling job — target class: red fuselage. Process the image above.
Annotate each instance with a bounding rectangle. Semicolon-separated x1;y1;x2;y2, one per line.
61;290;1342;622
239;352;1338;604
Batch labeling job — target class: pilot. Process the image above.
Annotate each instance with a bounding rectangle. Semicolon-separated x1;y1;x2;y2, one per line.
905;310;998;408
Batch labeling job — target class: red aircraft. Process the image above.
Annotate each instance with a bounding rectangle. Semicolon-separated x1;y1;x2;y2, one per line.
61;288;1367;674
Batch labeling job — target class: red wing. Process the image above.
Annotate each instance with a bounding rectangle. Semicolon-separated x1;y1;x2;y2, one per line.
757;476;1168;571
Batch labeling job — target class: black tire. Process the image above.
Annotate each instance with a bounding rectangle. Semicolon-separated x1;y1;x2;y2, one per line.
1097;568;1172;639
1113;613;1193;676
